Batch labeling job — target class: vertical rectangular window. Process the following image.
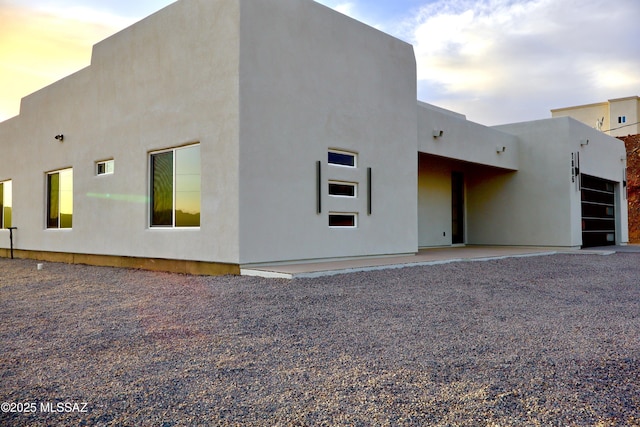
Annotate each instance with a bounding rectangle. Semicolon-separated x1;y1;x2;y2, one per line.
150;144;200;228
47;169;72;229
47;173;59;228
175;145;201;227
0;180;10;228
151;152;173;226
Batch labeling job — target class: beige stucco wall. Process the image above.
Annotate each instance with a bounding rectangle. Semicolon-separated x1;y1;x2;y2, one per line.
552;102;609;134
609;97;640;137
492;117;628;246
551;97;640;137
418;102;519;171
417;154;452;247
237;0;418;264
0;0;242;263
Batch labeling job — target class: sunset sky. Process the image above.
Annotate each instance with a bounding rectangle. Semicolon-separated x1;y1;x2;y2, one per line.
1;0;639;125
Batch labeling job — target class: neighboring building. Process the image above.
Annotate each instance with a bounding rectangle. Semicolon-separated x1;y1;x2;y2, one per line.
551;96;640;137
0;0;629;274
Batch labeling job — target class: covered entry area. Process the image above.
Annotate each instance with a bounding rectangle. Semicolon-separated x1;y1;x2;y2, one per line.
418;153;517;248
581;174;617;247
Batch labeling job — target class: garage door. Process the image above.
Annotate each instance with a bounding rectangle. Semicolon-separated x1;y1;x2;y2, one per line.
581;174;616;247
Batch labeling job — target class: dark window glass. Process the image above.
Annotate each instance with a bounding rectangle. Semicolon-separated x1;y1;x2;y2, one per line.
47;173;60;228
329;182;356;197
329;214;356;227
151;151;174;226
328;151;356;167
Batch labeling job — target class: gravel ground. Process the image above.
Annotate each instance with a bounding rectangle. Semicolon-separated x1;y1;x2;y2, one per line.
1;253;639;426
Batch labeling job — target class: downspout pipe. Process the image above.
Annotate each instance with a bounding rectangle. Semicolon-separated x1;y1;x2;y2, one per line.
8;227;17;259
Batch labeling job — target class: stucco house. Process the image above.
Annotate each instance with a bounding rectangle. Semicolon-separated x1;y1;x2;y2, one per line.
0;0;629;275
551;96;639;243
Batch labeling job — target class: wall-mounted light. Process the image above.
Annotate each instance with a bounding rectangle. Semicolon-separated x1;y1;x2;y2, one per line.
54;134;64;142
580;138;589;146
432;129;444;138
496;146;506;153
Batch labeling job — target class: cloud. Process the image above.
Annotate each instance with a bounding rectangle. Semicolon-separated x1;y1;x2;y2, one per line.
0;3;132;121
403;0;640;124
333;2;356;16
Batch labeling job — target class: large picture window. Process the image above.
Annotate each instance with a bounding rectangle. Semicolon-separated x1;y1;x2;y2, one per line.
150;144;201;228
0;180;12;229
47;169;73;229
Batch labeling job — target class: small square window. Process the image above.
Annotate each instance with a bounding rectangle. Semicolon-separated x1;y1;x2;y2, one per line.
329;181;357;198
329;213;357;228
96;160;114;175
618;116;626;124
328;149;357;167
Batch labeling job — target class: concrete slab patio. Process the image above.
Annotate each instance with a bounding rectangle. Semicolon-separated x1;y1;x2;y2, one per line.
240;245;638;279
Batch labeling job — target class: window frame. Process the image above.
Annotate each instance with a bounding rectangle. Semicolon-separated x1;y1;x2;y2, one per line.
149;143;201;229
328;180;358;198
328;212;358;228
46;168;73;230
328;149;357;168
96;159;115;176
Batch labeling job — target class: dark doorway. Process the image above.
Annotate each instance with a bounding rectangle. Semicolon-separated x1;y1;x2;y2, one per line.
452;172;465;244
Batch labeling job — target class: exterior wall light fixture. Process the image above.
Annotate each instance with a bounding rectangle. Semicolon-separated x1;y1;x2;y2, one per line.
580;139;589;146
54;134;64;142
496;146;506;153
432;129;444;138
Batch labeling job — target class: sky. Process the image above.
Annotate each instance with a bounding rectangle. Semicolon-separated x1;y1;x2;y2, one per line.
1;0;639;125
